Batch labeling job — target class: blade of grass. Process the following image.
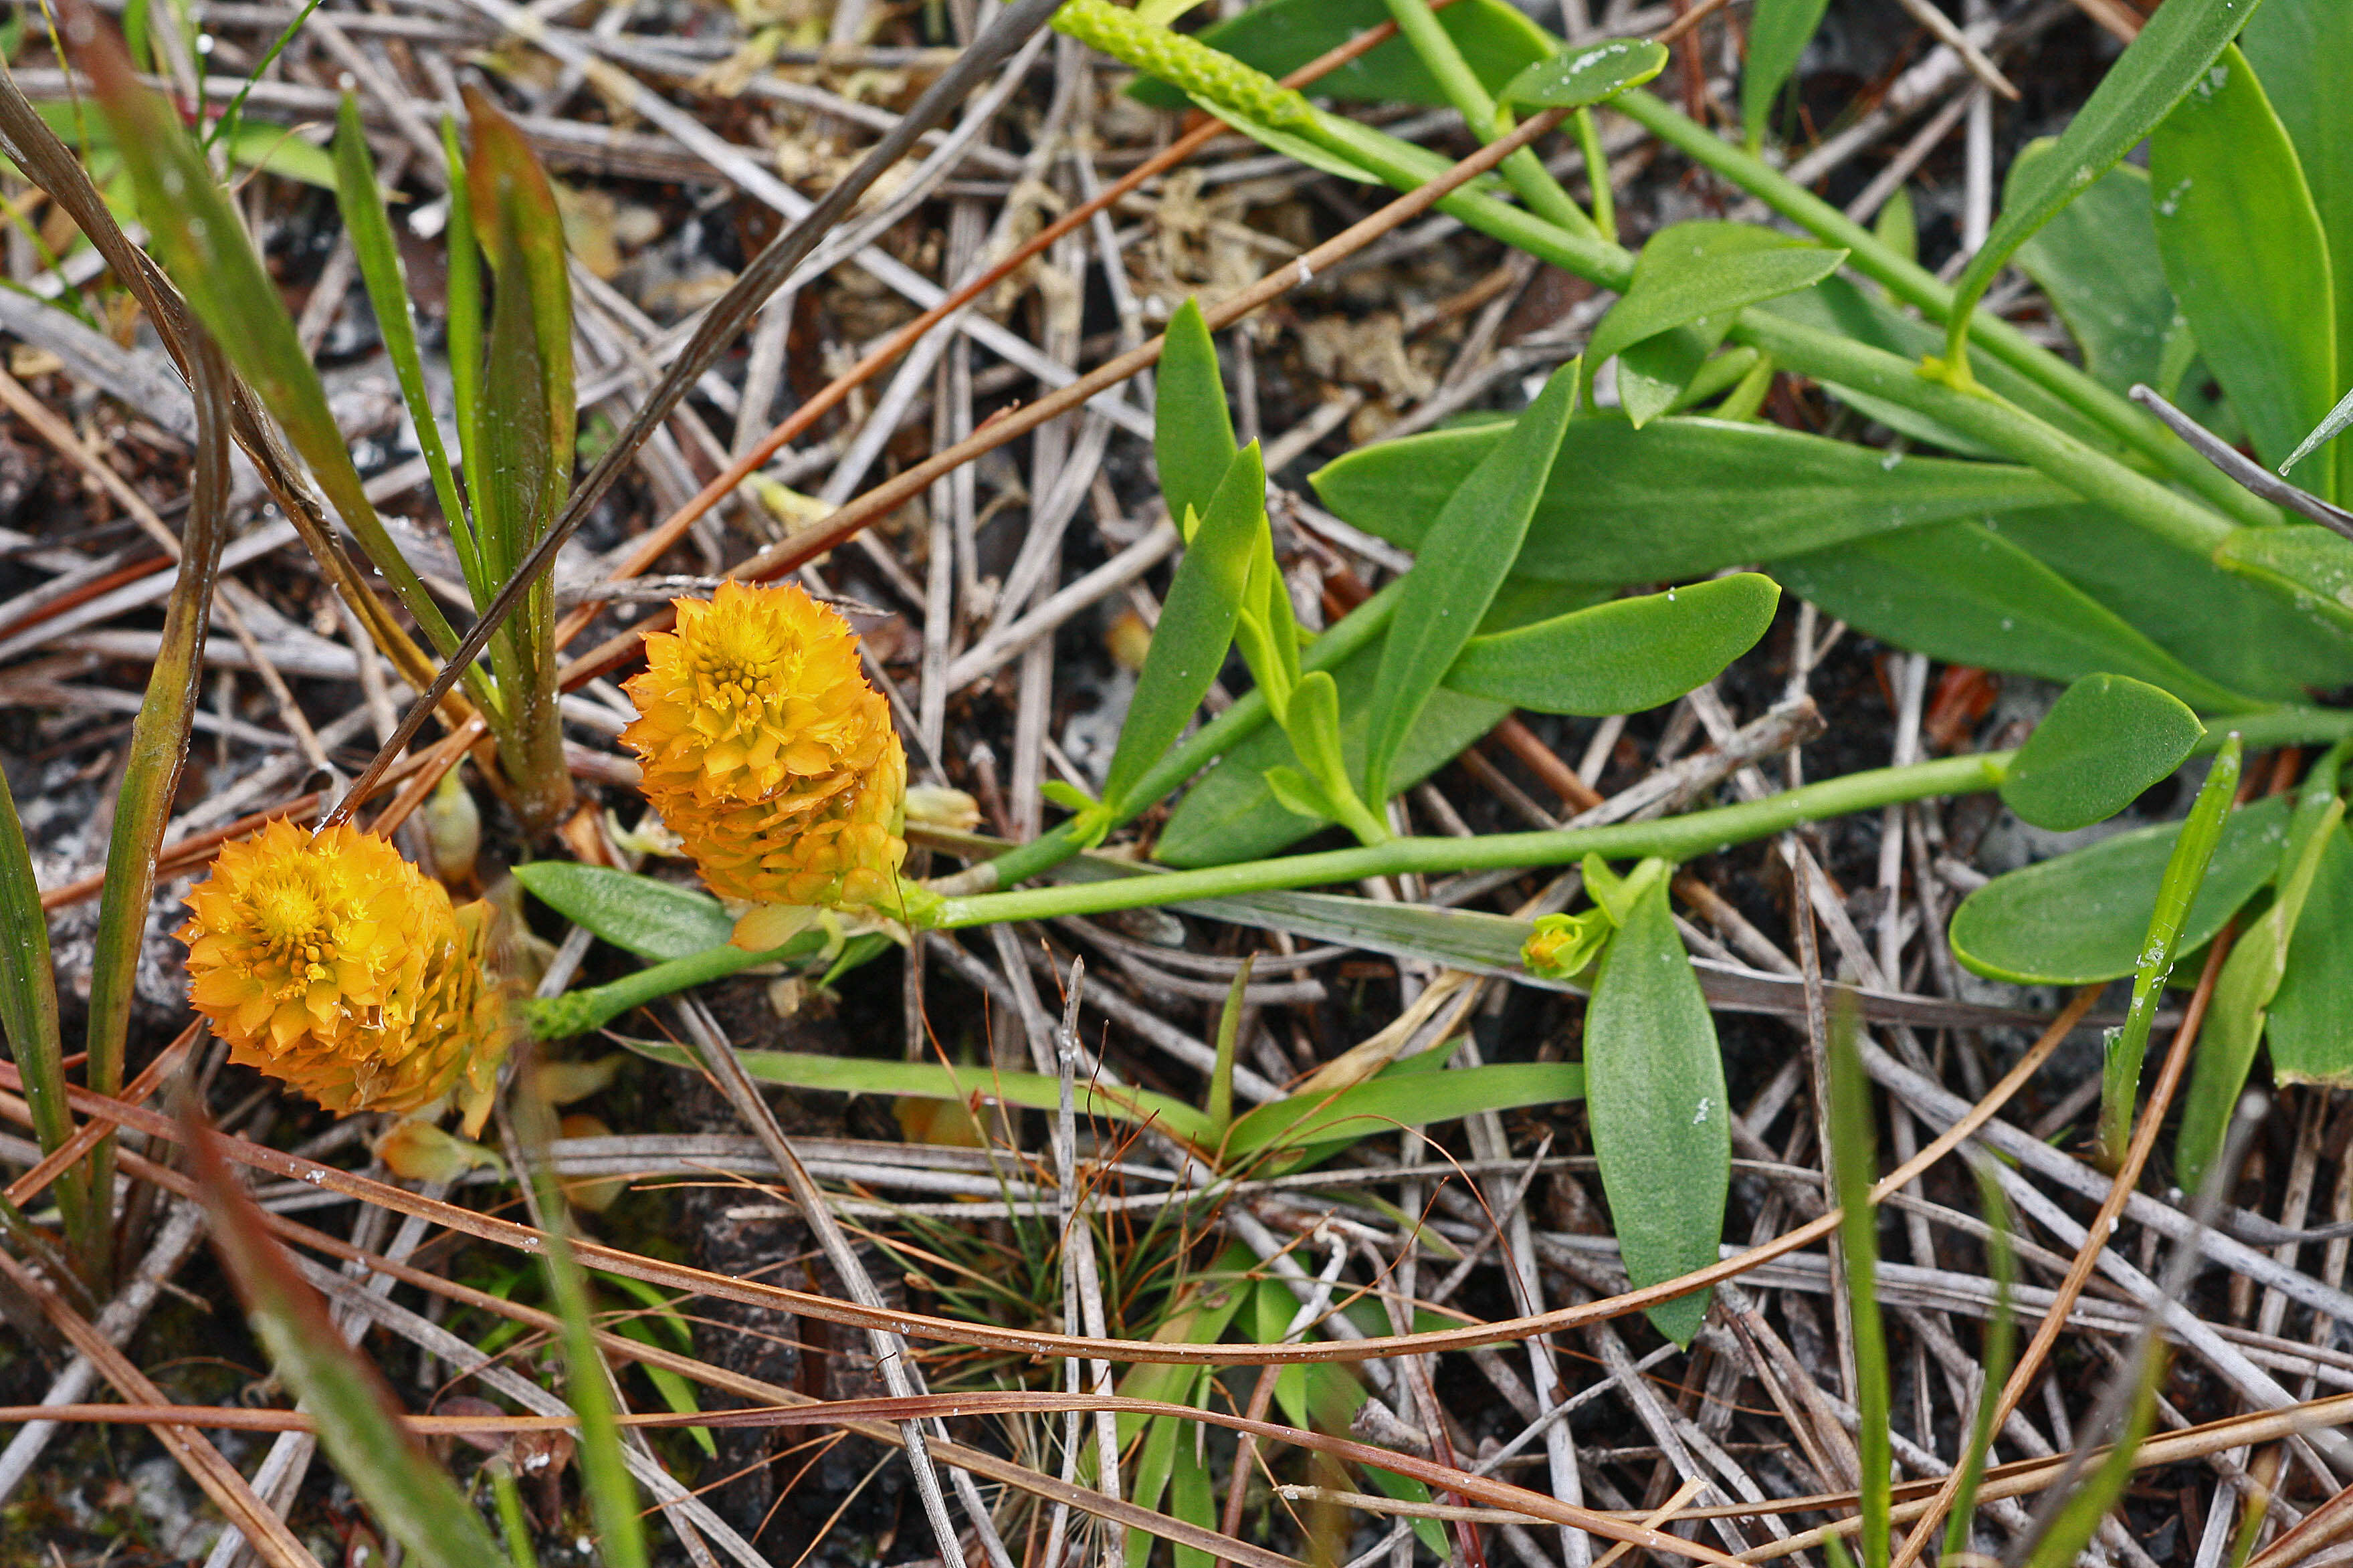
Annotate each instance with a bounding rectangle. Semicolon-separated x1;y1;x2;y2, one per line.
1205;958;1252;1144
1943;1157;2017;1564
514;1060;648;1568
0;748;86;1262
333;95;477;596
183;1103;506;1567
1827;1001;1889;1568
2100;732;2243;1161
462;85;576;835
80;328;232;1282
71;7;478;687
1362;360;1576;806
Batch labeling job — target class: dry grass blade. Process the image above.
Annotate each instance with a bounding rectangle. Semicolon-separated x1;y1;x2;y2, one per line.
179;1104;508;1567
0;986;2091;1365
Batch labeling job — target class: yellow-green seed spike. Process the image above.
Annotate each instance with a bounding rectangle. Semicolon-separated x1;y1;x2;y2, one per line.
1052;0;1316;131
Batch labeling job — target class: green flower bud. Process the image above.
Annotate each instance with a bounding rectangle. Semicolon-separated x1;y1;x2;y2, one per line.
1052;0;1316;130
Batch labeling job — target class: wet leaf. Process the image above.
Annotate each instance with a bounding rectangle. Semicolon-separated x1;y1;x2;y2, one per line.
1445;573;1779;715
1581;861;1726;1346
1949;794;2290;986
1999;673;2205;831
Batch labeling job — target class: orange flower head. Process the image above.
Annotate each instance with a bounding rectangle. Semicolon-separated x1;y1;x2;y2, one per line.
178;820;510;1133
621;581;909;911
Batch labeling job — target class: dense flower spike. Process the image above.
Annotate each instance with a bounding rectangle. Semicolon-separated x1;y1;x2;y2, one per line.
179;821;510;1133
621;580;910;911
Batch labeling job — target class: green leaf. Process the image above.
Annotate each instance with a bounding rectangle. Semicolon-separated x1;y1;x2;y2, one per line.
1941;0;2261;370
78;38;466;667
1605;223;1815;428
517;1089;645;1568
1580;862;1726;1346
2011;151;2183;397
621;1038;1216;1142
1588;227;1846;382
1999;673;2205;832
1158;584;1606;865
1770;521;2263;713
2285;384;2353;478
1223;1060;1586;1161
2175;775;2344;1190
334;97;476;598
1760;275;2121;456
1948;794;2290;986
189;1121;505;1568
2264;816;2353;1085
512;862;732;960
1445;573;1780;715
1989;505;2353;703
2101;734;2241;1159
0;761;80;1254
2215;523;2353;637
1364;361;1578;804
1125;0;1555;110
1740;0;1831;149
1312;415;2073;585
1499;37;1667;110
1826;1013;1889;1568
1102;443;1266;814
1156;299;1238;535
2149;44;2338;495
2242;0;2353;421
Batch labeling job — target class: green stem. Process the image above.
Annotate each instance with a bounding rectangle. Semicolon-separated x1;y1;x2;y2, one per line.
1574;108;1615;243
1610;89;2276;532
1310;122;2251;568
942;582;1407;893
528;935;821;1039
1728;313;2237;559
934;708;2353;927
1376;0;1598;241
941;754;2008;925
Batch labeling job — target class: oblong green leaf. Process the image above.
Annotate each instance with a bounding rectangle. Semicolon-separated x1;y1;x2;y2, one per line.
2010;151;2181;397
1104;443;1266;812
1605;223;1815;429
1740;0;1831;148
2266;820;2353;1085
1445;572;1779;715
513;862;732;959
1948;794;2291;985
1312;415;2072;585
1991;505;2353;703
1582;865;1725;1347
2215;523;2353;637
1770;520;2262;713
1156;298;1238;532
1366;362;1578;802
2149;44;2338;494
1500;37;1667;110
1125;0;1554;110
1588;231;1846;375
2242;0;2353;417
1943;0;2259;364
1999;673;2205;831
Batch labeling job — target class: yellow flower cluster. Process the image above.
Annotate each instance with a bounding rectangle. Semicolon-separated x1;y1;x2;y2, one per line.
179;820;509;1133
621;580;909;911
